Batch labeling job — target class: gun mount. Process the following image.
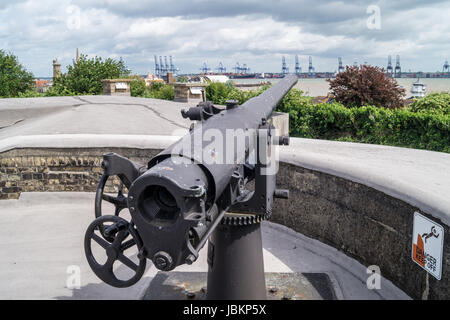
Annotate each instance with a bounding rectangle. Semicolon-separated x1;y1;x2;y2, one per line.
84;75;298;299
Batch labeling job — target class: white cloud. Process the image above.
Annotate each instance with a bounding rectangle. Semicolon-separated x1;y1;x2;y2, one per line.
0;0;449;76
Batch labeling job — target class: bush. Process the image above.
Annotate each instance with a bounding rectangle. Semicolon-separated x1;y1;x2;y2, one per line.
130;78;146;97
17;89;44;98
409;92;450;115
147;84;174;100
45;85;76;97
276;89;450;153
206;82;236;105
328;65;405;109
51;54;129;95
0;50;34;97
129;78;174;101
206;82;270;105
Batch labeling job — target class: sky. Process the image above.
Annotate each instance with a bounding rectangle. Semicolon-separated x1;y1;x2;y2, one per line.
0;0;449;77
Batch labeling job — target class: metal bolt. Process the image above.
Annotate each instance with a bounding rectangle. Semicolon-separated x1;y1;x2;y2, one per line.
278;136;290;146
155;257;167;268
226;100;239;110
153;251;173;271
186;292;196;299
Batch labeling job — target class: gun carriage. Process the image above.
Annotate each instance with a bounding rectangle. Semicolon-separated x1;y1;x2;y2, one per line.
84;75;297;299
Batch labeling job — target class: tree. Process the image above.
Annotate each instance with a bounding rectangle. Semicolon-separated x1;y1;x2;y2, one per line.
51;54;130;95
0;50;34;97
328;65;405;109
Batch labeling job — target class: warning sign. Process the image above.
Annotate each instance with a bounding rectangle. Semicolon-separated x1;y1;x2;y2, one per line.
412;212;444;280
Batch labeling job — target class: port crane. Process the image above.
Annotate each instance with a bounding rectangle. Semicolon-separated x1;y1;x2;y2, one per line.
443;61;449;74
164;56;170;75
338;57;344;73
394;55;401;78
233;62;241;74
216;62;226;73
154;55;160;77
308;56;315;76
159;56;167;76
240;63;250;74
295;55;302;75
282;56;289;75
234;62;250;74
387;55;393;75
169;56;179;74
200;62;211;74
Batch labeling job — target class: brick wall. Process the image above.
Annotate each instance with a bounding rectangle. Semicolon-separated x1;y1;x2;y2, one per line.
0;148;160;200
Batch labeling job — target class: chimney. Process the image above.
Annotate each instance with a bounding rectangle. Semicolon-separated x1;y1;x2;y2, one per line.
75;48;80;65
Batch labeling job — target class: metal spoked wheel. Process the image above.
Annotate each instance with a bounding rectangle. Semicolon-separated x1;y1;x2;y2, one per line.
84;215;146;288
95;174;129;240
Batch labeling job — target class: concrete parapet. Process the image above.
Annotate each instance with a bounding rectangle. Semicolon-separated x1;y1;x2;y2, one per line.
101;79;132;96
172;82;207;103
270;112;289;137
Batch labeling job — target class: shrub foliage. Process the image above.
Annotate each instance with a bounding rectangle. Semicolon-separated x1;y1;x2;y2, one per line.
328;65;405;109
130;79;174;100
206;81;270;105
277;91;449;153
409;92;450;115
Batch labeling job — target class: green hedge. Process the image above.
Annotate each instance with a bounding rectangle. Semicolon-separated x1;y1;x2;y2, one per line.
206;82;269;105
202;85;450;153
277;90;450;153
130;79;174;100
408;92;450;115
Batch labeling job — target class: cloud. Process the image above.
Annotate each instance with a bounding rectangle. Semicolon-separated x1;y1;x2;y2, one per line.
0;0;449;76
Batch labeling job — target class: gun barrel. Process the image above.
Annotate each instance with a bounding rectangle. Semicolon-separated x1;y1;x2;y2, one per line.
127;75;297;271
149;74;298;202
241;74;298;121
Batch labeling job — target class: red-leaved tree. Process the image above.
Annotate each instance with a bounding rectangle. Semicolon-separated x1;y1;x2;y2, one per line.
328;65;405;109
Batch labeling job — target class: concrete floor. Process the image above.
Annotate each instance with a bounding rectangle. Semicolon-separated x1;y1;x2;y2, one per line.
0;192;410;300
0;96;191;140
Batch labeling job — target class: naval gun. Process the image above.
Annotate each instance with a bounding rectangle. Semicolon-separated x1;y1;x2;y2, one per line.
84;75;297;299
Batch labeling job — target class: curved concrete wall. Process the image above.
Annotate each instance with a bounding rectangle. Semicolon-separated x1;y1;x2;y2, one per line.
1;136;449;299
272;163;449;300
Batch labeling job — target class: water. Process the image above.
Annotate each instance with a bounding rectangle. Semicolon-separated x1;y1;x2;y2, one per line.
234;78;450;97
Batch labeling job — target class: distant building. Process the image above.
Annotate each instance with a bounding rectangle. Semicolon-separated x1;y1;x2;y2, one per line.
204;75;230;83
144;72;164;86
34;79;51;93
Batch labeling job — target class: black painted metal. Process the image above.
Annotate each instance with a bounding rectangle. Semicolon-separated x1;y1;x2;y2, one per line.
150;74;298;203
84;75;297;292
84;215;146;288
206;222;267;300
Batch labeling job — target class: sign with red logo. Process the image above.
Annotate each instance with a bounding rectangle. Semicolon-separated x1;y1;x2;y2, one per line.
412;212;444;280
